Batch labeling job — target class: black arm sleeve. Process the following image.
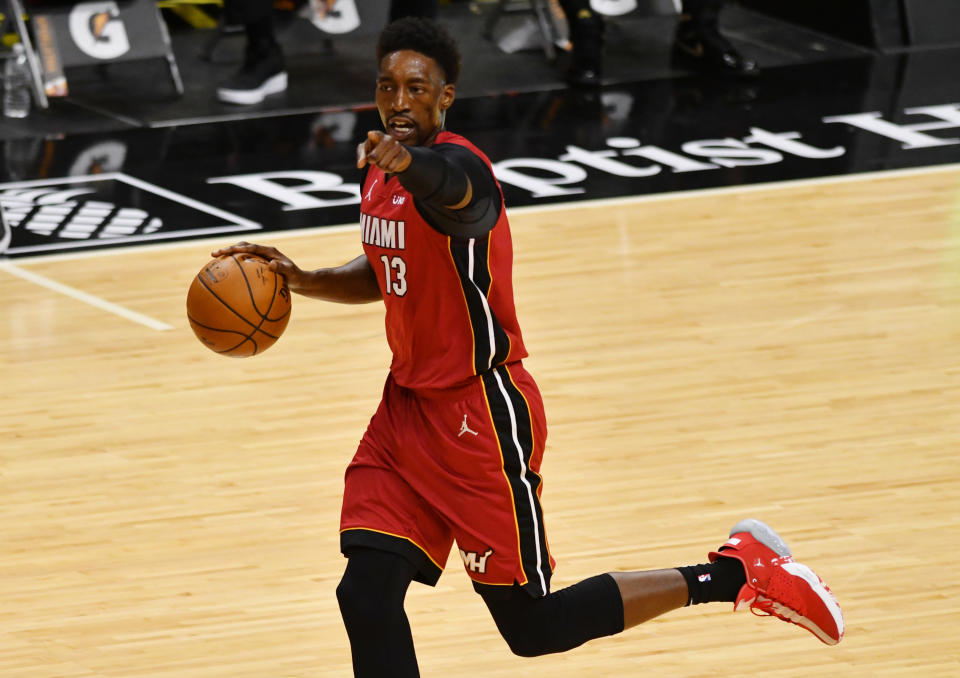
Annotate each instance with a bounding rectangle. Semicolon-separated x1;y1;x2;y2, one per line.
398;143;502;239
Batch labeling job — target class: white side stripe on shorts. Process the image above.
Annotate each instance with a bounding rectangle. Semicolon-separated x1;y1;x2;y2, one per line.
492;366;546;594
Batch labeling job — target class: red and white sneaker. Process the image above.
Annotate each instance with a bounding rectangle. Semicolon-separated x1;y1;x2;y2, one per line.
709;518;844;645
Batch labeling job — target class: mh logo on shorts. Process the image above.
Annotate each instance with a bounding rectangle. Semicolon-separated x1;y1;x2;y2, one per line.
459;548;494;574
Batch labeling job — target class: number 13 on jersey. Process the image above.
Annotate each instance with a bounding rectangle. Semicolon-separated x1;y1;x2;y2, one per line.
380;254;408;296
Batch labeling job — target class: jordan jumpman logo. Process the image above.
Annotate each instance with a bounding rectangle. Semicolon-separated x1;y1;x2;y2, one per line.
458;414;479;437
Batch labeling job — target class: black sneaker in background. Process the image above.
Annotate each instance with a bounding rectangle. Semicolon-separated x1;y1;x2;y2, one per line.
672;20;760;77
566;54;603;87
217;45;288;105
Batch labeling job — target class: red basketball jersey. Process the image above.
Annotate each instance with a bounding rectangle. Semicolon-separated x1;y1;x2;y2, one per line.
360;131;527;390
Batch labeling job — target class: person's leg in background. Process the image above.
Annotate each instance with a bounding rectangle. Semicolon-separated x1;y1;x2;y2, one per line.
558;0;605;85
217;0;288;105
389;0;438;22
673;0;759;76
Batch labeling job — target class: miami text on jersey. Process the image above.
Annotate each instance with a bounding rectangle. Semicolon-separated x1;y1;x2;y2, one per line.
360;211;406;249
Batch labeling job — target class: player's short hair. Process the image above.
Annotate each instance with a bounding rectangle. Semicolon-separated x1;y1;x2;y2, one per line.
376;17;462;85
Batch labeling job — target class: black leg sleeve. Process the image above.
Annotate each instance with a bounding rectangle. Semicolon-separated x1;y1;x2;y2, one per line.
337;547;421;678
481;574;625;657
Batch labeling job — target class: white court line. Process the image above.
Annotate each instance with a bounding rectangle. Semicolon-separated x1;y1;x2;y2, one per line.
0;262;174;331
7;161;960;266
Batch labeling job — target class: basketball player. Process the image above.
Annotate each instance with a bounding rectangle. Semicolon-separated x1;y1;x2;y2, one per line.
212;17;843;676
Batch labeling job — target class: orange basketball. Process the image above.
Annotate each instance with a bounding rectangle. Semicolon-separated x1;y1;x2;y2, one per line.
186;254;292;357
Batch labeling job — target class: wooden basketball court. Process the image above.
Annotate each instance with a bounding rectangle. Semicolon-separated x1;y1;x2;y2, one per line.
2;166;959;676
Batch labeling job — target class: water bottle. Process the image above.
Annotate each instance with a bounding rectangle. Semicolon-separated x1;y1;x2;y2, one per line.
3;43;32;119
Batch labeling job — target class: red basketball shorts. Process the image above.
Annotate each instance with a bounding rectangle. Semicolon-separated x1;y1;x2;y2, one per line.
340;361;555;597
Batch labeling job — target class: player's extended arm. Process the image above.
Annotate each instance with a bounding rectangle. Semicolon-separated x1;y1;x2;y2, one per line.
211;243;381;304
358;131;500;237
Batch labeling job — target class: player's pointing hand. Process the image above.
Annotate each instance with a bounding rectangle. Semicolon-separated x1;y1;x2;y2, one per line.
357;130;412;174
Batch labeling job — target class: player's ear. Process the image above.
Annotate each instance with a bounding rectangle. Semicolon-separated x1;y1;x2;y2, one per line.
440;83;455;111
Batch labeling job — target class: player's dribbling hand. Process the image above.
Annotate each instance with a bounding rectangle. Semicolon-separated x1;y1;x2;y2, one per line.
357;130;412;174
211;242;306;289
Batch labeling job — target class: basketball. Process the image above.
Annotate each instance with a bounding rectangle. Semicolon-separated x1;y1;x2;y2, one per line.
186;253;292;357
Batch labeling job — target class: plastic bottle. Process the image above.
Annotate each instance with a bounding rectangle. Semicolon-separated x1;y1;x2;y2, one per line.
3;43;32;119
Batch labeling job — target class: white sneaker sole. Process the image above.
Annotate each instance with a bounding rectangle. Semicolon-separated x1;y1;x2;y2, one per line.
217;72;288;106
778;561;845;645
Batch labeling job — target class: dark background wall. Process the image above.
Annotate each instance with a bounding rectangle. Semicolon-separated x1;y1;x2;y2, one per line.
739;0;960;51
